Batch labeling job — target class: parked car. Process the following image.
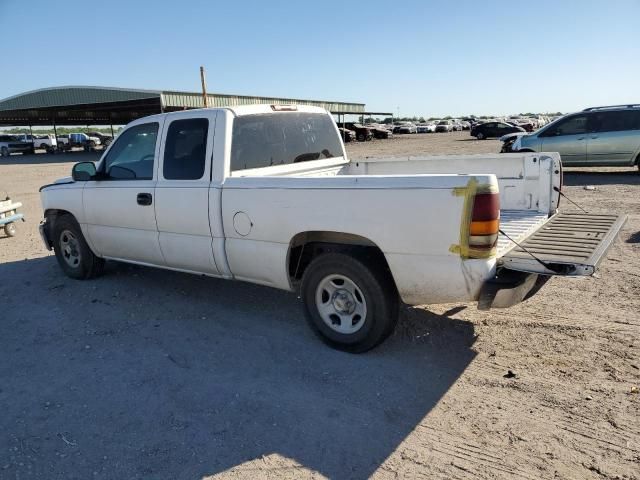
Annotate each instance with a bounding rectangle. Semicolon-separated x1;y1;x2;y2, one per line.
341;122;373;141
435;120;453;133
0;135;32;156
87;132;114;147
394;123;417;134
38;104;625;352
14;134;57;151
417;124;435;133
57;133;102;151
471;122;525;140
500;104;640;167
337;127;356;142
366;125;393;139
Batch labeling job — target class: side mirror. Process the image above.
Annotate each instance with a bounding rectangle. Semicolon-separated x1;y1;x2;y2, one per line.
72;162;97;181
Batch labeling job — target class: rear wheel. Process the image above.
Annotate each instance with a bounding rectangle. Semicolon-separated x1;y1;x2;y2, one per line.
4;222;16;237
476;132;485;140
301;253;399;353
357;133;365;142
52;215;104;280
1;147;8;157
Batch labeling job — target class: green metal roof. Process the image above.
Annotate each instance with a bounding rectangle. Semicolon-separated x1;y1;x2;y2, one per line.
0;86;365;126
0;86;162;111
161;90;364;114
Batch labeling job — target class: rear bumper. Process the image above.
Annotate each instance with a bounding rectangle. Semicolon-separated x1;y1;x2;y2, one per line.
478;268;549;310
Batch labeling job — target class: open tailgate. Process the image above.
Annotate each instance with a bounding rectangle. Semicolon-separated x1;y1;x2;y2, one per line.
500;212;627;276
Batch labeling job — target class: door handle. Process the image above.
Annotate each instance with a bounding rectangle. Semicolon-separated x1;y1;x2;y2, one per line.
590;136;598;139
577;137;585;140
137;192;153;206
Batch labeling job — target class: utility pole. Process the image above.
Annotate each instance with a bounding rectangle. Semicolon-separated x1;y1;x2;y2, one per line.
200;66;209;108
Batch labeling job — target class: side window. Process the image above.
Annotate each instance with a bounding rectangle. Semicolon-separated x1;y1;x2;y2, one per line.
163;118;208;180
594;111;640;133
546;115;588;136
103;123;158;180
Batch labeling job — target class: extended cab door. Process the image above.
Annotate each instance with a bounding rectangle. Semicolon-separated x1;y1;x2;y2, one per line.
83;120;165;265
539;113;590;165
154;111;220;275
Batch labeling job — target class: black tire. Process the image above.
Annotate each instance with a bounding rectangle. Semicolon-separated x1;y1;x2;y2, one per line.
301;253;399;353
357;133;365;142
476;132;485;140
52;214;104;280
0;147;8;157
4;222;16;237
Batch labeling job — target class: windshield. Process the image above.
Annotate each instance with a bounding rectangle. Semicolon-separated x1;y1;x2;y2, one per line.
231;113;343;171
438;121;448;125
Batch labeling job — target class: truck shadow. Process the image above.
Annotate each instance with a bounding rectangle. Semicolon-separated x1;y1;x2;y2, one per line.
562;169;640;186
0;256;476;479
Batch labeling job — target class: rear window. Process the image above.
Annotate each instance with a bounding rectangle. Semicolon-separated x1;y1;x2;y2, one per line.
230;113;343;172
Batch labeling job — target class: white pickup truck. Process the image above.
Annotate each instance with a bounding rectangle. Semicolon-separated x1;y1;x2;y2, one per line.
39;105;626;352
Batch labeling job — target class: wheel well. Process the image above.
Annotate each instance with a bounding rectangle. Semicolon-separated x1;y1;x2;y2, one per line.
287;231;396;289
43;209;74;240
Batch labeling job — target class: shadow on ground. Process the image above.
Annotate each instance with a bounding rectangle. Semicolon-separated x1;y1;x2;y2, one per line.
0;256;476;479
562;169;640;187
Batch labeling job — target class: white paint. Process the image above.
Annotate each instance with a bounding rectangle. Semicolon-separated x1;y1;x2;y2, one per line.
40;107;563;307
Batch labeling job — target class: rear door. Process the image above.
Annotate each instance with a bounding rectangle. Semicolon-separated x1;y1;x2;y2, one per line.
154;111;220;275
539;113;590;165
587;110;640;165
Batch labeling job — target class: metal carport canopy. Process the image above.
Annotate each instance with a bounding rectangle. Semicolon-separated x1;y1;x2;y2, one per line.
0;86;366;126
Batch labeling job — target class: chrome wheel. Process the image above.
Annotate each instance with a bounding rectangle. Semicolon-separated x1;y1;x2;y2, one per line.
59;229;81;268
315;274;367;334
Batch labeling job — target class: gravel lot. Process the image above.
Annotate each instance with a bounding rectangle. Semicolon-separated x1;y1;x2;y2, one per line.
1;131;638;479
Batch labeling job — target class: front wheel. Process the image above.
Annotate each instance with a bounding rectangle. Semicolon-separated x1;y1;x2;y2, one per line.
476;132;485;140
52;215;104;279
0;147;8;157
301;253;399;353
4;222;16;237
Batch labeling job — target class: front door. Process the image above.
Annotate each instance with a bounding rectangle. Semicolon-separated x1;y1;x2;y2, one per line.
83;121;165;265
539;113;590;165
154;111;220;275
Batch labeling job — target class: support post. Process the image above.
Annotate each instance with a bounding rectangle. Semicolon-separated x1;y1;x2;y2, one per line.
110;123;114;137
200;66;209;108
29;125;34;151
53;119;59;153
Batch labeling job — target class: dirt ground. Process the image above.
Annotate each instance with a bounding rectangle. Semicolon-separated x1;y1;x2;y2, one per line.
1;131;638;479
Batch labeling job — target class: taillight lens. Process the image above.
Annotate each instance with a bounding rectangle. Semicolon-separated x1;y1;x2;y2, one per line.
468;192;499;257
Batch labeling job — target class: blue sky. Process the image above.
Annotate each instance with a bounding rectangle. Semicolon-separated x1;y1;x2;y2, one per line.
1;0;639;117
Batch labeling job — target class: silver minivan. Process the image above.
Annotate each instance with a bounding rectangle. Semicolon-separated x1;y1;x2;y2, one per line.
500;105;640;168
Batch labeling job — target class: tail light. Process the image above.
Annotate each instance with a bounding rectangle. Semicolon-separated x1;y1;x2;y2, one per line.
468;192;500;258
